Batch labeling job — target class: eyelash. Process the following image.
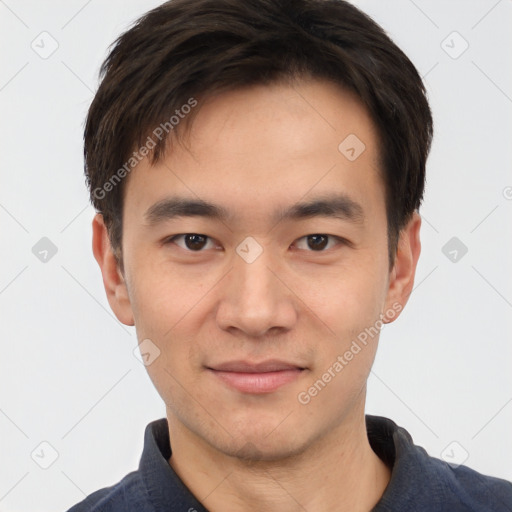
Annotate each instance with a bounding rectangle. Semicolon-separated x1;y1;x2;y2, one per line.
165;233;346;252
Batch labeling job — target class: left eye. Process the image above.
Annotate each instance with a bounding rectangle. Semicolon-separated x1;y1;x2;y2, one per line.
167;233;217;251
293;234;342;251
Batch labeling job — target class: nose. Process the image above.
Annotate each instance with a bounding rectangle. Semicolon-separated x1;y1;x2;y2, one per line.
215;245;298;338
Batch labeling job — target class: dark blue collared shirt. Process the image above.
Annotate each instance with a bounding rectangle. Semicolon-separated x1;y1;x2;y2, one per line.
66;415;512;511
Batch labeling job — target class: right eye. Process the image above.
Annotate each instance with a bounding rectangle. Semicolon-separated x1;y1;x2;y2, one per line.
165;233;218;251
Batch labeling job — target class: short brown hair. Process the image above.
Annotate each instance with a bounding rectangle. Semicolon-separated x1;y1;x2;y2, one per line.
84;0;433;267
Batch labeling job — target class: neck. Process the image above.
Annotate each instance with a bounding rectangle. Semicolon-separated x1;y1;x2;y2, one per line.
167;404;391;512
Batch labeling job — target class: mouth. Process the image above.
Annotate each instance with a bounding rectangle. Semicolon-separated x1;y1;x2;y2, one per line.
206;360;306;394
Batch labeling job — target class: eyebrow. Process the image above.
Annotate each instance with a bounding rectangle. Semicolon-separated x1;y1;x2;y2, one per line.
277;194;364;225
144;193;365;226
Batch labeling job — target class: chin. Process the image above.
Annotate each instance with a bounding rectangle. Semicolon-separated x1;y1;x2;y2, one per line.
210;418;311;462
220;435;308;463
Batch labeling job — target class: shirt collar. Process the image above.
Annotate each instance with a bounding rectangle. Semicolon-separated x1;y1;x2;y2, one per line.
138;414;425;511
139;418;209;511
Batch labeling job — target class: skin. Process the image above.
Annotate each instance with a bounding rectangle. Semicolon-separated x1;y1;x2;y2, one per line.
93;79;421;512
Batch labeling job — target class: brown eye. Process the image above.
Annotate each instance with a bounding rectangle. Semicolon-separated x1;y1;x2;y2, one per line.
293;234;343;252
184;234;207;250
168;233;215;251
307;234;328;250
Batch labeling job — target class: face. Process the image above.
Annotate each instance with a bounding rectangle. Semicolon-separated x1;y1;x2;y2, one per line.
94;79;420;460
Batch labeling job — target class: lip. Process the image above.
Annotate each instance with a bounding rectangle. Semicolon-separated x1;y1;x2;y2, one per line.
207;360;306;394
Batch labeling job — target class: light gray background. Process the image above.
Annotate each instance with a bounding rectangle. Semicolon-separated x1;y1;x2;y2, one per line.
1;1;511;510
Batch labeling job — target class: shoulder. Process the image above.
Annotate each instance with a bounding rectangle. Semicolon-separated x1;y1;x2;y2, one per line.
65;470;151;512
367;415;512;511
427;456;512;511
379;443;512;511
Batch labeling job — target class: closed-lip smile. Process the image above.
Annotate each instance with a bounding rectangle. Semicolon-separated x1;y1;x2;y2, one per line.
207;359;306;394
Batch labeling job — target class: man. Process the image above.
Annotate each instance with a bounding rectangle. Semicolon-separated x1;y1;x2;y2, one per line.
67;0;512;510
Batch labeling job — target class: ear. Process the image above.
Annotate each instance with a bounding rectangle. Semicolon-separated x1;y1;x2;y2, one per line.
92;213;135;326
382;212;421;323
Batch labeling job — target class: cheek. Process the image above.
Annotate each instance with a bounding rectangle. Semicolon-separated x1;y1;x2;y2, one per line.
295;269;386;416
125;257;225;396
289;253;388;334
127;254;219;336
289;255;388;403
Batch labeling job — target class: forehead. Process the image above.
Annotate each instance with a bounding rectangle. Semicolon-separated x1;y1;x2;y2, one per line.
185;79;379;161
124;79;384;224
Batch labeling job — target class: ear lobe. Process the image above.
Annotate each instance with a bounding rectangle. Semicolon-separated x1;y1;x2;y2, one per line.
92;213;135;326
382;212;421;324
